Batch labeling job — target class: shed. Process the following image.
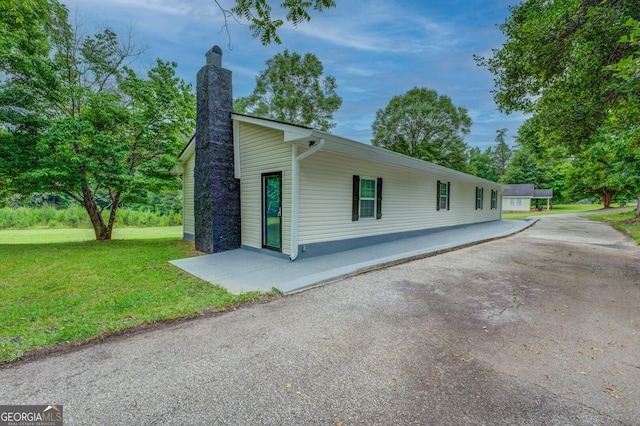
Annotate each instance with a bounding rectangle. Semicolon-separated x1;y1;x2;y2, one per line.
502;184;553;212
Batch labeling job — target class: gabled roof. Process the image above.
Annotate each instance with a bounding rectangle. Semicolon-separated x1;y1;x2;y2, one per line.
503;183;553;198
503;184;534;197
232;114;503;187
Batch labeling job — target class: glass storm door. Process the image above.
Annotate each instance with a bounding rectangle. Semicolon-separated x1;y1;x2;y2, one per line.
262;172;282;251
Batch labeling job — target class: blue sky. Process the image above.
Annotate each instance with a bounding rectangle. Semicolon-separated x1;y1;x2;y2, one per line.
61;0;527;150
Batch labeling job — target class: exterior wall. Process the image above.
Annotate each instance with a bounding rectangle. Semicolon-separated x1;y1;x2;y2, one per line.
238;122;293;255
298;150;502;245
182;152;195;239
502;197;531;212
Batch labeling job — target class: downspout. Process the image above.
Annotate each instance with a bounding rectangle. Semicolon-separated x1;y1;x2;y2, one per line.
290;138;325;261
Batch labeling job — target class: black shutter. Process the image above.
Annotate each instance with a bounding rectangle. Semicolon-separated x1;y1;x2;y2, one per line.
447;182;451;210
481;188;484;210
436;180;441;211
476;187;479;210
376;177;383;220
352;175;360;221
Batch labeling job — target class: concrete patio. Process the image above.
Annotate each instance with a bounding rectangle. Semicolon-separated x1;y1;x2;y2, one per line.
170;219;536;294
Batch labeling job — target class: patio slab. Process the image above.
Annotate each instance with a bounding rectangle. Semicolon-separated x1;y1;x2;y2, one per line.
170;219;536;294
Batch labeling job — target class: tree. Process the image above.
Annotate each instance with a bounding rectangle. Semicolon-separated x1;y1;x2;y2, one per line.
217;0;336;45
0;1;195;240
492;128;511;178
475;0;638;150
476;0;640;210
468;147;498;182
234;50;342;131
503;118;571;202
371;87;472;172
609;18;640;217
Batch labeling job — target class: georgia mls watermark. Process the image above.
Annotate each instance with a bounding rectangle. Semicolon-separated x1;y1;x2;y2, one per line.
0;405;63;426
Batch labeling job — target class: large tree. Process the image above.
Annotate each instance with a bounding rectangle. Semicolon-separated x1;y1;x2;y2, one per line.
0;1;195;240
371;87;472;172
609;18;640;217
476;0;640;209
234;50;342;131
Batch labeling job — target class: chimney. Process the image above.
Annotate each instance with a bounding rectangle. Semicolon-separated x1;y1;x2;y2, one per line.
194;46;241;253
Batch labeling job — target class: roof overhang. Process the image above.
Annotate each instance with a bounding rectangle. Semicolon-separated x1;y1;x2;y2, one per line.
232;114;503;187
171;134;195;175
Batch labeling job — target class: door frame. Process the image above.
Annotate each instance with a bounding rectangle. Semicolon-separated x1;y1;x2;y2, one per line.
261;171;283;252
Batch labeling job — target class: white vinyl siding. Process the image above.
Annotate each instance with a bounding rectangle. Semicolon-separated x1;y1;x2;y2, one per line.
182;152;195;237
238;122;293;254
502;197;530;212
298;150;501;245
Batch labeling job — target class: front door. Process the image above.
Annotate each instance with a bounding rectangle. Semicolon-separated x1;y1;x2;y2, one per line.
262;172;282;251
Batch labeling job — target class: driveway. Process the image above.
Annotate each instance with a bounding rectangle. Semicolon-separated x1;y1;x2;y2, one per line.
1;213;639;425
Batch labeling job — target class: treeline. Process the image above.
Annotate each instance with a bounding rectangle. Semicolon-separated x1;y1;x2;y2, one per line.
0;206;182;230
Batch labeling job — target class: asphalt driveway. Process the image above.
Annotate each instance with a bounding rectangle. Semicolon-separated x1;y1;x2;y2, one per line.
1;213;639;425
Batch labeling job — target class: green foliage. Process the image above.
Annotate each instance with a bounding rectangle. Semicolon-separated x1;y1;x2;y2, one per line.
503;118;571;202
0;206;182;230
492;128;512;177
371;87;472;173
0;1;195;241
0;238;263;363
468;147;498;182
228;0;336;45
234;50;342;131
476;0;637;150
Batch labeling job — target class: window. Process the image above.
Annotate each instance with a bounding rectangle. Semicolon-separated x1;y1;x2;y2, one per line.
352;176;382;221
491;189;498;209
436;180;450;211
360;178;376;219
475;187;484;210
509;198;522;207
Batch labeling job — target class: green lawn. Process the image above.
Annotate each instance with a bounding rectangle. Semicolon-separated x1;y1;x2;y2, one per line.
0;233;264;364
502;203;606;220
0;226;182;244
584;208;640;244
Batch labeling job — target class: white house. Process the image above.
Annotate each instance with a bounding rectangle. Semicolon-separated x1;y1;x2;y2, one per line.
175;46;504;260
502;184;553;212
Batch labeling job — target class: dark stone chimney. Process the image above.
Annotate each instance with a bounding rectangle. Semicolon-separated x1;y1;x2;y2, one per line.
194;46;240;253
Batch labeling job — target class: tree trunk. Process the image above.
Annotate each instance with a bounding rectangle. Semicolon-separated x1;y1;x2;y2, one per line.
602;188;613;208
82;184;110;241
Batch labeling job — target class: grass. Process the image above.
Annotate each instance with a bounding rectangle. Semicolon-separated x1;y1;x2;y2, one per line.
502;203;606;220
0;234;266;364
584;208;640;244
0;226;182;244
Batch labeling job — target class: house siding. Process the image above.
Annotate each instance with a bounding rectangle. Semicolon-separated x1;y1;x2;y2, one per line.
182;151;195;238
502;197;531;212
238;122;293;255
298;150;501;245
